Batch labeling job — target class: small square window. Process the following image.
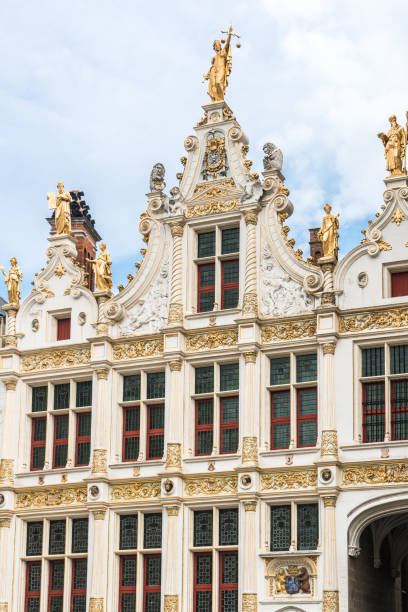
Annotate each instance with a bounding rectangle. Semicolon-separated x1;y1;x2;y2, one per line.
57;317;71;341
391;270;408;297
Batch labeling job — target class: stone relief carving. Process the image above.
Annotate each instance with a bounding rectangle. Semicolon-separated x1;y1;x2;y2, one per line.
119;260;169;335
163;186;185;216
262;247;313;316
263;142;283;173
240;177;263;205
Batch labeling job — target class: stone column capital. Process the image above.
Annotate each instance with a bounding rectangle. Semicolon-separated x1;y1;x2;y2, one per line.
0;517;11;528
92;510;106;521
95;368;109;380
242;592;257;611
322;341;336;355
243;350;257;363
89;598;104;612
169;359;182;372
169;222;185;237
323;495;338;508
244;211;258;226
2;379;17;391
165;506;180;517
243;500;258;512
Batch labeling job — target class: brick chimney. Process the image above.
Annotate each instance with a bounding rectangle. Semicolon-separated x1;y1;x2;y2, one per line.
47;190;101;291
309;228;323;264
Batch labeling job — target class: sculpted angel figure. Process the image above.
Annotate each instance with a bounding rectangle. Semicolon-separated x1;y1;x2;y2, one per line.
204;26;233;102
275;568;286;594
378;115;407;177
47;181;72;235
0;257;23;304
317;203;339;259
87;242;112;292
263;142;283;173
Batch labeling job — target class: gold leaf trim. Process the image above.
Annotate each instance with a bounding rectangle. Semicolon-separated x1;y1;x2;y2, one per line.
113;337;163;361
16;487;87;508
184;476;237;496
342;462;408;486
186;199;238;218
186;329;238;352
22;348;90;372
261;470;317;491
339;307;408;333
262;319;316;343
111;481;161;501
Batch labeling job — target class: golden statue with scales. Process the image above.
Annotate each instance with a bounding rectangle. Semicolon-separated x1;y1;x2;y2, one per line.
204;25;241;102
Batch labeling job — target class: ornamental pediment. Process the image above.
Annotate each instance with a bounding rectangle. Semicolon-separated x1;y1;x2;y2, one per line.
189;178;241;202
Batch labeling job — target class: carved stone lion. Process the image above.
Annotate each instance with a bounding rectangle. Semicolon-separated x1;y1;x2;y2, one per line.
263;142;283;173
150;163;166;192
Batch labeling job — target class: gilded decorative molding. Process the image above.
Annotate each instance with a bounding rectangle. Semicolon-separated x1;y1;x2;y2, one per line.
95;368;109;380
322;342;336;355
186;199;238;218
342;462;408;486
192;178;235;199
91;449;107;475
169;223;185;238
22;347;91;372
339;307;408;333
184;476;238;496
322;590;339;612
0;459;14;483
323;496;337;507
16;487;87;508
242;292;258;316
0;603;8;612
89;598;104;612
0;518;11;528
169;359;182;372
3;379;17;391
54;261;66;278
242;593;257;611
262;319;316;343
243;351;257;363
166;506;180;516
392;208;405;225
113;337;163;361
163;595;179;612
242;436;258;463
165;443;181;469
244;211;258;226
261;469;317;491
92;510;106;520
111;481;161;501
168;303;183;324
321;430;338;456
243;501;257;512
186;329;238;352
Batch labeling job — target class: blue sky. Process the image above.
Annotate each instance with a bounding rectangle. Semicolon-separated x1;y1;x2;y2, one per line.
1;0;408;299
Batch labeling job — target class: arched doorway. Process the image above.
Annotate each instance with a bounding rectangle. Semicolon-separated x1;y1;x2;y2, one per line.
348;505;408;612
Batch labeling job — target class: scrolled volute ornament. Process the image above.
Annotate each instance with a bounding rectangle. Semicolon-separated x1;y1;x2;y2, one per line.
149;196;165;214
228;125;243;142
105;301;125;322
139;217;154;237
272;193;293;217
184;135;198;151
304;271;324;293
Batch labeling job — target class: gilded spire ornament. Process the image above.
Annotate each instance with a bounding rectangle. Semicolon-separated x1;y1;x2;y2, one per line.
203;25;241;102
0;257;23;305
318;203;339;260
47;181;72;235
87;242;112;292
377;114;407;177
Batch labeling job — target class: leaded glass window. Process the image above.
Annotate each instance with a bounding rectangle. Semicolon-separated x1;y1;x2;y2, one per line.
54;383;70;410
220;397;239;454
144;514;162;549
76;381;92;407
296;354;317;382
119;556;137;611
26;562;41;611
195;366;214;394
219;509;238;545
221;227;239;254
32;386;47;412
363;382;385;442
72;519;88;554
270;357;290;385
220;363;239;391
362;347;384;377
123;406;140;461
31;417;46;470
49;520;66;555
144;555;161;611
220;552;238;611
196;399;214;455
194;511;213;547
27;522;43;556
198;232;216;258
123;374;141;402
147;405;164;459
297;503;319;550
53;415;69;468
76;412;91;466
221;260;239;309
392;380;408;440
270;505;291;551
297;388;317;447
271;391;290;449
120;515;138;550
391;345;408;374
147;372;165;399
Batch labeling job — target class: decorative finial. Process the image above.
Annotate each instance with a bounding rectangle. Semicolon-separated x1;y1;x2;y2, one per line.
203;25;241;102
377;114;407;177
47;181;72;235
317;203;339;260
0;257;23;305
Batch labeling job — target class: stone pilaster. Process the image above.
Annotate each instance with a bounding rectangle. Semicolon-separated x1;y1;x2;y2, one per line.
89;510;107;611
165;360;182;470
241;351;258;465
2;304;19;347
0;516;12;610
168;221;185;324
322;496;339;611
242;211;258;317
242;501;258;610
90;369;109;476
163;506;181;610
320;342;338;458
0;379;18;484
94;291;112;336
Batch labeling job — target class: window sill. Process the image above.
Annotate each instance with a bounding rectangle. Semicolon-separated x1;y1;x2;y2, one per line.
341;440;408;450
109;459;165;469
183;453;240;463
260;447;320;457
184;308;241;320
15;466;90;478
259;550;321;558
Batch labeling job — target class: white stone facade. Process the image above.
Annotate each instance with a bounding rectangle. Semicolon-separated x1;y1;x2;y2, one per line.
1;99;408;612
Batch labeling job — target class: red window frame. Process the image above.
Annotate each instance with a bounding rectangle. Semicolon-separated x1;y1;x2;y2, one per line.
219;551;238;611
220;396;239;454
391;271;408;297
270;390;291;450
362;381;385;443
48;560;64;611
53;414;69;469
30;417;46;471
71;559;87;611
221;259;239;310
122;406;140;462
143;554;161;610
195;399;214;456
118;555;137;612
197;263;215;313
146;404;164;460
391;379;408;441
193;552;212;612
57;317;71;341
75;412;91;466
296;387;317;448
25;561;41;612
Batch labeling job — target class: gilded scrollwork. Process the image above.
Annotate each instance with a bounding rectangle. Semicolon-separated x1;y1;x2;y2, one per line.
163;595;179;612
192;178;236;200
113;337;164;361
111;481;161;501
22;347;91;372
242;593;257;611
322;590;339;612
186;329;238;352
342;462;408;486
16;487;87;508
184;476;237;496
165;443;182;469
261;469;317;491
339;307;408;333
186;199;238;218
262;319;316;343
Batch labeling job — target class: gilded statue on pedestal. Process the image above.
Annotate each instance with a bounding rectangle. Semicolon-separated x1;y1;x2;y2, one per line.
87;242;112;292
47;181;72;235
318;203;339;259
377;115;407;177
204;26;240;102
0;257;23;305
